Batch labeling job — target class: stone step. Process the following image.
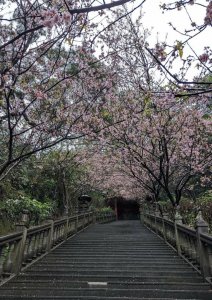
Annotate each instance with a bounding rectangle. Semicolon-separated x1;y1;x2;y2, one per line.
17;274;204;283
51;250;175;254
46;254;180;258
0;297;202;300
29;265;194;271
66;241;164;243
0;287;211;299
52;249;173;253
35;261;190;267
62;243;166;246
64;244;167;247
5;280;210;290
23;269;200;277
41;257;185;263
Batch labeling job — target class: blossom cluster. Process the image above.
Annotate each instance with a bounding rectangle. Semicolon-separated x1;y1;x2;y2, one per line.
154;43;167;62
198;53;210;63
204;1;212;25
41;9;72;28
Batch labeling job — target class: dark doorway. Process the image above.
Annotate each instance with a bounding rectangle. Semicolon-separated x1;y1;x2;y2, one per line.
107;197;140;220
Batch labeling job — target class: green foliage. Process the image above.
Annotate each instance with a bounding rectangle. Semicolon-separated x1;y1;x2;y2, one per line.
0;148;97;234
100;108;113;124
0;195;54;225
196;190;212;228
157;191;212;230
66;63;79;76
88;190;112;212
97;206;114;213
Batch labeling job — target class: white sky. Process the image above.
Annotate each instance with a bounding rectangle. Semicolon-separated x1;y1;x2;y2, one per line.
140;0;211;54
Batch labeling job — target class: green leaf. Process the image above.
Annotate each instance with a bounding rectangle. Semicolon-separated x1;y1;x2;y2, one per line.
176;41;183;59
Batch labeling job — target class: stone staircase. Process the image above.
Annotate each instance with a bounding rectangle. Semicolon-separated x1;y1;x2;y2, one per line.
0;220;211;299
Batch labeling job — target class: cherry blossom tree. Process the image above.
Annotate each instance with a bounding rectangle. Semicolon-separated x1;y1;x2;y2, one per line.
1;0;149;180
78;91;211;208
73;4;211;208
75;148;148;200
146;0;212;96
0;0;211;186
0;45;118;180
96;2;212;97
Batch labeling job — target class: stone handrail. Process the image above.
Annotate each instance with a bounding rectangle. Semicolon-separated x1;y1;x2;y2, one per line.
0;211;115;283
142;211;212;283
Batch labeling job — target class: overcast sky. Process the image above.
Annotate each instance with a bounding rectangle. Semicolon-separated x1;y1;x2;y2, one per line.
140;0;210;54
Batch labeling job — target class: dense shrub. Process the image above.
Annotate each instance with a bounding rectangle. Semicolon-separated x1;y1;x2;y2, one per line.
97;206;114;213
156;191;212;231
0;196;55;226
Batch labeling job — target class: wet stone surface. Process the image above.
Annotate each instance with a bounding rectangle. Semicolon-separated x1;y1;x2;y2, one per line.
0;220;212;299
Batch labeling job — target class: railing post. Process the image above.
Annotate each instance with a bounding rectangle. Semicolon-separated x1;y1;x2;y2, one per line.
92;211;96;224
65;216;69;240
5;210;29;274
47;219;54;252
154;204;160;234
142;209;146;226
139;205;143;224
195;210;210;279
83;212;86;229
75;213;78;233
144;209;149;227
114;198;118;221
14;227;27;274
0;247;6;279
13;210;29;274
174;209;182;255
147;207;152;228
162;213;169;242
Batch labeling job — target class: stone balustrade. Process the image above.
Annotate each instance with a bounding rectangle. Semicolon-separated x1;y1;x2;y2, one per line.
0;211;115;283
142;209;212;283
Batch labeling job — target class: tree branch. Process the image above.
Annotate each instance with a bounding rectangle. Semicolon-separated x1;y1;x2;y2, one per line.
66;0;133;14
